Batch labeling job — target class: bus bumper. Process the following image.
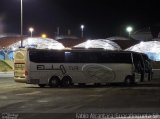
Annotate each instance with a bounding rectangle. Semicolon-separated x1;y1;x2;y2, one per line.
14;77;27;83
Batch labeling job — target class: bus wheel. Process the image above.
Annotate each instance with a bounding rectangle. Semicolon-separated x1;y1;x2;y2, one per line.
38;84;46;88
49;76;60;87
124;76;134;86
61;76;72;87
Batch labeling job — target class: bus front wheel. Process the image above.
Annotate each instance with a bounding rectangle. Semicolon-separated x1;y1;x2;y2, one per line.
124;76;134;86
49;76;60;87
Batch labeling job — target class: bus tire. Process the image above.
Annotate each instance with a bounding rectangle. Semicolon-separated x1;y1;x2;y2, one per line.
124;76;134;86
49;76;60;87
38;84;46;88
61;76;72;87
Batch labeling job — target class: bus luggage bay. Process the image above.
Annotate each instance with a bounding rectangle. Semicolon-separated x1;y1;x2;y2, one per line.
14;48;152;87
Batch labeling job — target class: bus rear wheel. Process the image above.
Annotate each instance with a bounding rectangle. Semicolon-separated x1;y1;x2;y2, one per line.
61;76;72;87
49;76;60;87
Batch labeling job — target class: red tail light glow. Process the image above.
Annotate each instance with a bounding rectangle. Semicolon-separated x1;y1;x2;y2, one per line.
25;71;28;76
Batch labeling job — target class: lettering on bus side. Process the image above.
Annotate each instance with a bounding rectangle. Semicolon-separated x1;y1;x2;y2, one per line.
68;66;79;71
37;65;66;74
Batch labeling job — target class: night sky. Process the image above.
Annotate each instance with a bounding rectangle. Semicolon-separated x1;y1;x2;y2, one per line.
0;0;160;38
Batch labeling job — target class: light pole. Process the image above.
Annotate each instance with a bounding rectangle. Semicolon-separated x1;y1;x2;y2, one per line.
20;0;23;47
81;25;84;38
126;26;133;39
29;27;34;37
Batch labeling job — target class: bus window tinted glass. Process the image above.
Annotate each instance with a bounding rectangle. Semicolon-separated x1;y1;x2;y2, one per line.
100;52;132;63
65;52;98;63
29;50;64;63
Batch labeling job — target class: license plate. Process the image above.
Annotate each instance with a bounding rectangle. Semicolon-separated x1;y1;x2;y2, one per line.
15;63;25;69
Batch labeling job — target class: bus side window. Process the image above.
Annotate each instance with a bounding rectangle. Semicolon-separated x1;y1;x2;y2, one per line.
65;52;79;63
78;52;98;63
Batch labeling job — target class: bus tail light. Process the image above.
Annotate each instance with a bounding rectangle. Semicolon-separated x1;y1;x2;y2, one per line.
25;71;28;76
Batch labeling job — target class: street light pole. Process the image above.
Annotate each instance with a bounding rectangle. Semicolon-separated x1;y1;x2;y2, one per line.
81;25;84;38
20;0;23;47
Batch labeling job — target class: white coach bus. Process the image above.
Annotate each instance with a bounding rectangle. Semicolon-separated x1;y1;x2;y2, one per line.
14;48;152;87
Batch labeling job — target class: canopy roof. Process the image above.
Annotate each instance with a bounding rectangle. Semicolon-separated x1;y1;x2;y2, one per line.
7;37;65;50
106;36;130;40
126;41;160;61
74;39;121;50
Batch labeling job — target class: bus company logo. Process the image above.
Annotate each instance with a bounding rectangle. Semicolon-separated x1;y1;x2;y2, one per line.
82;64;115;81
37;65;66;74
1;113;18;119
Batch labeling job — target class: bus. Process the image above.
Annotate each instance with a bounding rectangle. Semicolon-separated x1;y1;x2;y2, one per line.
14;48;152;87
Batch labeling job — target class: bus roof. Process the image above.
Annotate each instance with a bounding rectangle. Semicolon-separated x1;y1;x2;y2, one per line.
16;48;133;53
17;48;148;57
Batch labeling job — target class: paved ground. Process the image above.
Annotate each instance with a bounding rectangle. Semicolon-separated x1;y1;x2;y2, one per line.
0;72;13;78
0;77;160;119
